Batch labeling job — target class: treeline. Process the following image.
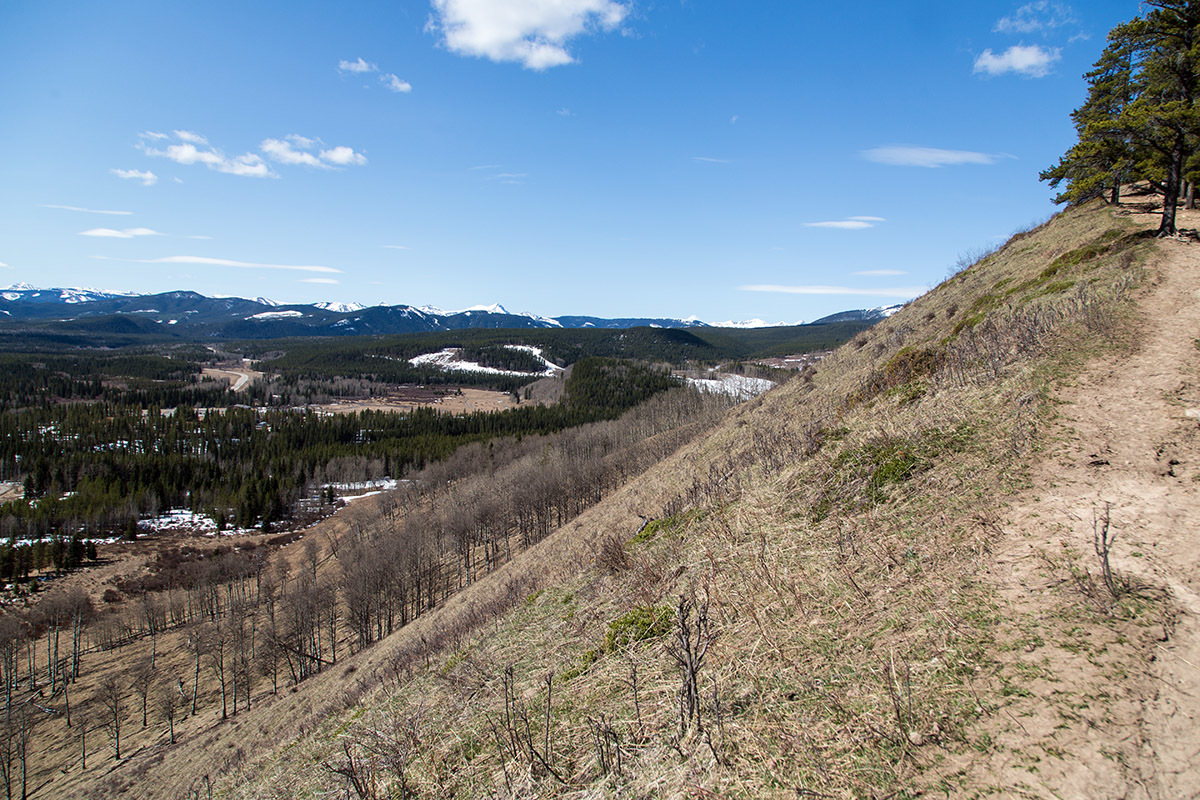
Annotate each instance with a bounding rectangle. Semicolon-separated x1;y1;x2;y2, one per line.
0;351;232;411
1042;0;1200;235
245;321;870;387
0;358;678;540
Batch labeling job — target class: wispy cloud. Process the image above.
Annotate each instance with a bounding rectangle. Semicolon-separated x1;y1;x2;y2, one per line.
338;57;376;74
740;284;924;298
381;73;412;92
261;137;327;168
556;107;574;117
111;168;158;186
804;216;886;230
0;262;10;269
301;278;340;284
42;204;133;216
79;227;162;238
429;0;629;70
804;221;874;230
141;131;366;176
140;131;274;178
173;130;208;144
473;165;527;184
994;1;1076;34
854;269;907;276
95;255;341;273
862;146;1009;168
692;156;729;164
974;44;1060;78
382;245;411;250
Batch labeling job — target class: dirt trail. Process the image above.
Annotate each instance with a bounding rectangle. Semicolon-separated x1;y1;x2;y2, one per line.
986;206;1200;798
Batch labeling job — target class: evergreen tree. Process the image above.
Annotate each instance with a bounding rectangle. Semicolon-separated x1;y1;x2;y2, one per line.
1040;35;1138;205
1043;1;1200;235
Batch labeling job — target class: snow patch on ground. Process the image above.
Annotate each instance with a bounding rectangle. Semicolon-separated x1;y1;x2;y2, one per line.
409;347;562;377
248;309;305;320
325;478;401;492
137;509;258;537
687;374;776;401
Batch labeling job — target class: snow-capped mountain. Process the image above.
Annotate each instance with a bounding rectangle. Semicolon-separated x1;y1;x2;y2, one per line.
0;284;890;341
708;318;805;329
313;301;366;313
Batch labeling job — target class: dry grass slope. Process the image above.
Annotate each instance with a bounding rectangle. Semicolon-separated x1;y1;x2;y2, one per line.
182;198;1184;799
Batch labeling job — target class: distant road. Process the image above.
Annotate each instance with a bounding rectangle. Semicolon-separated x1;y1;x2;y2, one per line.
202;366;262;393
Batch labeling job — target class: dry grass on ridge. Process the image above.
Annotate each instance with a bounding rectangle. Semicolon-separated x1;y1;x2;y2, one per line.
182;199;1175;799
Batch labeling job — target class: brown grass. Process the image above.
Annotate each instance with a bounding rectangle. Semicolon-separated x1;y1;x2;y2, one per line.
22;198;1174;799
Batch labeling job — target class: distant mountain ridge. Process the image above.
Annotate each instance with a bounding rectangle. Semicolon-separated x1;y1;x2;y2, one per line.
0;284;899;340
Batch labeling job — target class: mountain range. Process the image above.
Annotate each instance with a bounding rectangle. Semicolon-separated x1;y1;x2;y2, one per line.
0;284;902;340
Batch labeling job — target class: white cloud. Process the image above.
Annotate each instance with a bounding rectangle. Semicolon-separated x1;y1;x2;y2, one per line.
261;138;328;168
974;44;1060;78
42;204;133;215
301;278;340;284
740;284;924;298
383;245;410;250
141;131;362;177
854;269;907;276
693;156;729;164
79;227;162;238
429;0;629;70
730;114;739;124
319;145;367;166
0;261;10;269
111;168;158;186
556;107;574;116
849;216;886;222
155;142;223;167
994;2;1076;34
286;134;319;149
97;255;341;273
139;130;169;141
862;146;1007;168
804;221;874;230
173;130;208;144
381;73;412;92
217;153;272;178
141;132;277;178
338;57;377;74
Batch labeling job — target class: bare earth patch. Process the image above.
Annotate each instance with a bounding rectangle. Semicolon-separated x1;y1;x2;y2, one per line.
969;204;1200;797
312;386;518;415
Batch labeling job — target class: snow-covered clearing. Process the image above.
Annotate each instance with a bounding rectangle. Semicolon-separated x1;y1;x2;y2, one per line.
408;346;562;377
687;374;776;401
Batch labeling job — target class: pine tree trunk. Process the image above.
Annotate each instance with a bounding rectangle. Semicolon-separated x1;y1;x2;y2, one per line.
1187;181;1196;210
1158;137;1185;237
1111;181;1121;205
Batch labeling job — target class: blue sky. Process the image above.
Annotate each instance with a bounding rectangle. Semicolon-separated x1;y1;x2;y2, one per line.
0;0;1140;323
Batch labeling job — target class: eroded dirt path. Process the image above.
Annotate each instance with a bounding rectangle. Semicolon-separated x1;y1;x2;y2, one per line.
982;207;1200;798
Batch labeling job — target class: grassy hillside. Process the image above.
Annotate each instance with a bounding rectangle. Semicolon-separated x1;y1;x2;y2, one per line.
39;197;1191;798
162;200;1155;798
